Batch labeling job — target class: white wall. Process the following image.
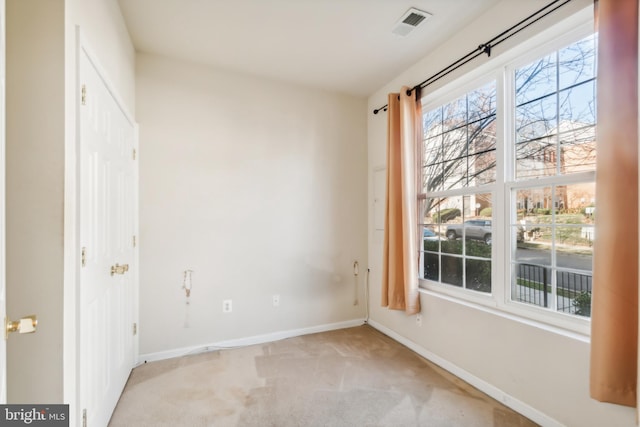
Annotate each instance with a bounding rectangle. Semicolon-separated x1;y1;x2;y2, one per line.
6;0;65;403
136;53;368;356
367;1;636;426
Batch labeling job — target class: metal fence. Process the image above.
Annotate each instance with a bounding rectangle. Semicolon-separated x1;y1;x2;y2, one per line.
514;263;592;317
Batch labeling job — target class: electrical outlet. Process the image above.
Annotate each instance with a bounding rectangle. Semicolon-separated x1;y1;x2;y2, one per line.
223;299;232;313
416;314;422;327
273;295;280;307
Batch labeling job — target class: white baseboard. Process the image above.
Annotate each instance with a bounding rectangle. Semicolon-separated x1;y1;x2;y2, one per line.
137;318;366;365
367;319;564;427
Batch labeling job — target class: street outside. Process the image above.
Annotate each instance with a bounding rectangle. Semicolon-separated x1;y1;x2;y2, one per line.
515;244;592;292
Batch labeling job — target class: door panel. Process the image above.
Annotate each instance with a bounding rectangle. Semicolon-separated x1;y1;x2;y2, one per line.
79;47;135;427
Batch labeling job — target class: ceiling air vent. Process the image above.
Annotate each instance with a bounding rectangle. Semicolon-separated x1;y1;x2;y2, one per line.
392;8;432;37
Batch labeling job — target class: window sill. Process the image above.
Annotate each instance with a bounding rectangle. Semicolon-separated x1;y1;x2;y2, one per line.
418;281;591;342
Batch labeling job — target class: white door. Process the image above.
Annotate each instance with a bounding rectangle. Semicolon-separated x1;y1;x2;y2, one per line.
79;47;136;426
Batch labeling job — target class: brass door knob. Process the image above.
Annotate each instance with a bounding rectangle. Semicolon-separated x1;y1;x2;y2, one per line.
5;315;37;340
110;263;129;276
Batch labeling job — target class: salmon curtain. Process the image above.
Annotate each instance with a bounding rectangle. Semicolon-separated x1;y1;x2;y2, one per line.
381;86;422;315
590;0;639;410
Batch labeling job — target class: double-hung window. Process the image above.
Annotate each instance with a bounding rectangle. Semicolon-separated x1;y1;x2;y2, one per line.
420;81;497;293
418;16;596;328
509;33;596;318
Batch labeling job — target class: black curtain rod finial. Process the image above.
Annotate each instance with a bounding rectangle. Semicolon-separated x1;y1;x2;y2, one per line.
406;88;412;96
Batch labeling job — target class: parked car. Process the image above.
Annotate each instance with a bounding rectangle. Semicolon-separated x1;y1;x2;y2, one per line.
446;220;492;245
423;228;439;240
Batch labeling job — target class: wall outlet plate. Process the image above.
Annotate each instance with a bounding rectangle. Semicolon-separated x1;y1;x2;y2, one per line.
416;314;422;326
223;299;232;313
273;295;280;307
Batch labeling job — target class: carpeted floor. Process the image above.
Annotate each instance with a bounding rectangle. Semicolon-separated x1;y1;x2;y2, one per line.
109;325;538;427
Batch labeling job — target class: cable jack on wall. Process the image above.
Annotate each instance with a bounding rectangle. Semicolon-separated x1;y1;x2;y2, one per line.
182;269;194;302
353;260;359;306
182;269;194;328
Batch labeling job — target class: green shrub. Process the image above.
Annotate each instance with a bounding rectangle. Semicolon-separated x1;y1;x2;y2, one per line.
573;291;591;317
435;208;461;223
466;259;491;293
423;239;439;252
535;208;551;215
479;207;492;217
466;240;492;258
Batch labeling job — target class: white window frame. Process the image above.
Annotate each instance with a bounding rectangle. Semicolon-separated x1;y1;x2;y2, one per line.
418;8;595;335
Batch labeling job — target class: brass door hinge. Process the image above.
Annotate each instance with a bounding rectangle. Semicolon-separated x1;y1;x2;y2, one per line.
132;149;136;160
133;323;137;336
82;409;87;427
81;85;86;106
81;247;87;267
132;235;137;248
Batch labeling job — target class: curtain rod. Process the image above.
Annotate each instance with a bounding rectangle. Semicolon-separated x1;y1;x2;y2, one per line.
372;0;573;115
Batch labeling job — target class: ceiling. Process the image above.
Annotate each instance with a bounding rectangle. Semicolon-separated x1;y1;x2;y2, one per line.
118;0;501;97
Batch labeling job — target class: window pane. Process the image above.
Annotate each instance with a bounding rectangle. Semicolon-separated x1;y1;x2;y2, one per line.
442;159;466;190
442;238;463;255
469;117;496;154
422;164;443;193
512;263;551;308
421;199;443;252
466;259;491;293
439;197;463;254
556;224;591;246
556;270;592;317
466;239;492;258
443;131;467;162
424;136;441;162
511;178;595;318
468;82;497;122
516;53;557;105
443;95;467;132
514;187;553;216
556;226;593;269
422;198;439;223
514;34;598;187
423;137;443;192
436;196;463;223
555;182;596;217
423;227;440;252
515;226;552;265
469;151;496;185
465;193;493;249
424;107;443;138
516;95;557;142
475;193;492;219
559;81;596;125
424;252;439;281
560;129;596;174
441;255;463;287
516;138;556;179
559;34;597;89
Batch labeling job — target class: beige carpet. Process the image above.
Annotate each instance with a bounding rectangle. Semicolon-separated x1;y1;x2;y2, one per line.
109;325;538;427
